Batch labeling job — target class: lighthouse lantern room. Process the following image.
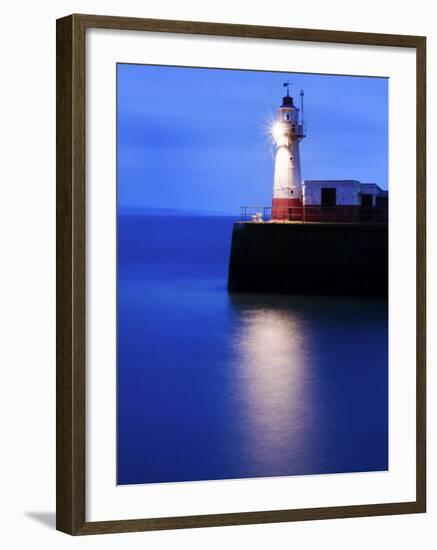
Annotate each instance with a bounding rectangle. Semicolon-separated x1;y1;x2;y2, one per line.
271;83;306;220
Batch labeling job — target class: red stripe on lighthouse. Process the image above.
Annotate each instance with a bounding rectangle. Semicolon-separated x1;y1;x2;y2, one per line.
271;198;303;221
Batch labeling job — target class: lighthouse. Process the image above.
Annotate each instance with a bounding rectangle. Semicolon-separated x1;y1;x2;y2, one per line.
271;83;305;220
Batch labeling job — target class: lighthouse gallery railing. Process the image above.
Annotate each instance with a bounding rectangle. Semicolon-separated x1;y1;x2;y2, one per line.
240;205;388;224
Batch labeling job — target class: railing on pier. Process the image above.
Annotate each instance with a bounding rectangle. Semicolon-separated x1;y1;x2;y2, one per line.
240;205;388;224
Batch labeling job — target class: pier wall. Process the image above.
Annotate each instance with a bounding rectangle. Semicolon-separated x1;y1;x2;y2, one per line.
227;222;388;296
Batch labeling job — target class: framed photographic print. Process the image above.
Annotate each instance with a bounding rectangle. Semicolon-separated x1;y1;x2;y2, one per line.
56;14;426;535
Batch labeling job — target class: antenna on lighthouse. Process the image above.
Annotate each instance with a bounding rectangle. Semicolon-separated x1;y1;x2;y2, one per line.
300;89;305;126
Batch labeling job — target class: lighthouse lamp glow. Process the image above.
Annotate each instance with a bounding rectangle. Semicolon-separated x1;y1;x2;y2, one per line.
272;121;285;142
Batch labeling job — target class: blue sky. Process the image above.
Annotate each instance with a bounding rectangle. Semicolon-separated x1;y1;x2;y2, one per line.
118;64;388;214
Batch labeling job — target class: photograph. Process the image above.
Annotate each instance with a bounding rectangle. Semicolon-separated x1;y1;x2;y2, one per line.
116;63;389;486
0;0;429;544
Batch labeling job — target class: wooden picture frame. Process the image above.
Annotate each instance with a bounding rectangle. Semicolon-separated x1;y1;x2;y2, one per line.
56;13;426;535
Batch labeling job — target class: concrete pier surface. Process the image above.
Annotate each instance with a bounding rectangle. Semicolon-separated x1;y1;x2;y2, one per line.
227;222;388;297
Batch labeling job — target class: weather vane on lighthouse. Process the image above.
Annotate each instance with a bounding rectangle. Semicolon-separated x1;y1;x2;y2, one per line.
283;80;292;96
271;83;306;220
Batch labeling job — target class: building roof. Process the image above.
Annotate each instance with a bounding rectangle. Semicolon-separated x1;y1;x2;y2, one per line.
304;180;361;185
359;183;385;195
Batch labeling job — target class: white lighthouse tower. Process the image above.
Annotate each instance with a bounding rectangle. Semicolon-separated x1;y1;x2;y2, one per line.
271;83;305;220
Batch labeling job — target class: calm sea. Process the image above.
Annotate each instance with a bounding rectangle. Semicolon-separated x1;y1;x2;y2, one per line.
117;213;388;485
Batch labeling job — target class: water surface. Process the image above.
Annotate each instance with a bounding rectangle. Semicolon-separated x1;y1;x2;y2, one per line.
117;214;388;484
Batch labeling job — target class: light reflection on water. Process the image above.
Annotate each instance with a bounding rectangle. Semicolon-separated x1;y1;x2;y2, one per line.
230;303;314;476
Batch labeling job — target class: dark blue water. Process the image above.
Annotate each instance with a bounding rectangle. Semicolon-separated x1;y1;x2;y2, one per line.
117;214;388;485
